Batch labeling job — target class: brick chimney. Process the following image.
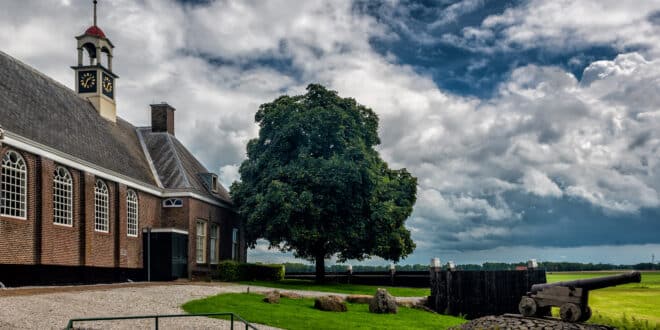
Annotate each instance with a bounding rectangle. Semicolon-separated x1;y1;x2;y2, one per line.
150;103;175;135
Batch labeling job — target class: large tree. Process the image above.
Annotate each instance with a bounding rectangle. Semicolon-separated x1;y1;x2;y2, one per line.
230;84;417;282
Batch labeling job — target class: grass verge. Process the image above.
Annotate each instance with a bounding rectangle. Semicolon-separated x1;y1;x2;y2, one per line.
238;279;429;297
547;272;660;329
182;292;465;330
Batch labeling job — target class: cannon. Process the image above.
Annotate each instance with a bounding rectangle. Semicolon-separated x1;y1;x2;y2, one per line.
518;271;641;322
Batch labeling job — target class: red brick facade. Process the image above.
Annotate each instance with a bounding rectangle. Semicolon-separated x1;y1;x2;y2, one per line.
0;145;244;278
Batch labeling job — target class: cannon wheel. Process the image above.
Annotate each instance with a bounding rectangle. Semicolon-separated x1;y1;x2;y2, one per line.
560;303;582;322
579;306;592;322
518;297;537;317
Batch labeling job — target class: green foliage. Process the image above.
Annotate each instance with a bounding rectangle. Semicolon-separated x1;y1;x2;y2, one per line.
239;279;429;297
214;261;242;281
241;263;285;281
231;84;417;278
182;293;465;330
213;261;284;282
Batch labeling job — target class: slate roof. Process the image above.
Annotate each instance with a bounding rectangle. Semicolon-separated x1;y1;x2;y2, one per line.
0;50;231;205
138;128;231;203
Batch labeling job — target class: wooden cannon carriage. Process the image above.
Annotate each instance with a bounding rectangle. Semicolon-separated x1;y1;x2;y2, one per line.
518;271;641;322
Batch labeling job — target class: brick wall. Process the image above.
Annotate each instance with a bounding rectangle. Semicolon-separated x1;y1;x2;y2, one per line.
187;198;243;275
0;147;37;265
83;173;115;267
40;159;82;266
0;145;242;279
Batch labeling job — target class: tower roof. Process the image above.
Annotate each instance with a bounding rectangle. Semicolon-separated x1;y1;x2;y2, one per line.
84;25;106;39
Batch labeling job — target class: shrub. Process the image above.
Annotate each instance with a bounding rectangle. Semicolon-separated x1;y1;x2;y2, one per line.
241;263;285;281
214;260;242;281
213;261;285;282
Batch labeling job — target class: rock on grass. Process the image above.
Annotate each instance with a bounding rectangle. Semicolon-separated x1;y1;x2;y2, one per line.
314;295;347;312
263;291;280;304
369;288;398;314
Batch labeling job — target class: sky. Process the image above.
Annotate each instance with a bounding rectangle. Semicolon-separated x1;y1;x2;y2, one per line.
1;0;660;266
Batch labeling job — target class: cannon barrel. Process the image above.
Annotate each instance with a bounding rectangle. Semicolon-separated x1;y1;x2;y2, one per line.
530;271;641;293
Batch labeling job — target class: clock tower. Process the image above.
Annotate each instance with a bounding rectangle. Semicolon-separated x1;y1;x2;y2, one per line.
72;0;118;122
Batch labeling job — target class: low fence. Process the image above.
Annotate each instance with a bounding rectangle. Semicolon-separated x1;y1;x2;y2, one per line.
429;269;547;319
285;271;429;288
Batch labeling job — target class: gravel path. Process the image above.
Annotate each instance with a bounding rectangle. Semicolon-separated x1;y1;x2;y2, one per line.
0;282;427;329
0;283;280;329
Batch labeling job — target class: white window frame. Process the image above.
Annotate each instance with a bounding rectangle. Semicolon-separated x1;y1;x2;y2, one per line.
162;198;183;208
232;228;239;261
209;224;219;264
94;179;109;232
53;166;73;226
127;190;138;237
211;174;218;192
1;150;27;219
196;220;207;264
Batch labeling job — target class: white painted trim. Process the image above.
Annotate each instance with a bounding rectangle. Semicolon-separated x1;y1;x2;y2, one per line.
2;130;234;210
162;191;232;208
4;132;162;196
144;228;189;235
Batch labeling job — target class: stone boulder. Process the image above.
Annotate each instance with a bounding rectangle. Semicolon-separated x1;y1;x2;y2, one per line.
369;288;398;314
280;291;303;299
346;294;372;304
262;290;280;304
314;295;347;312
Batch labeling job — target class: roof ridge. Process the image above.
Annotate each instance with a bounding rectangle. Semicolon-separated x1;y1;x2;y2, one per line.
165;133;192;187
136;128;164;188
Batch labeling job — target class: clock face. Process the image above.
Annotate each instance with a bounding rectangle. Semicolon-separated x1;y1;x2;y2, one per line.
78;71;97;93
102;73;114;99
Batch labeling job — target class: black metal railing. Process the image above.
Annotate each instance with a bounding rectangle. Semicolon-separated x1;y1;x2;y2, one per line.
65;312;258;330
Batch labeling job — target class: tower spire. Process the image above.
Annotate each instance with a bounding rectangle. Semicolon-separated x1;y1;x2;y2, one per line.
93;0;98;26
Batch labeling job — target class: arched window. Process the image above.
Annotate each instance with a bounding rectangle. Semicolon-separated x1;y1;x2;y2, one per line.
127;190;138;237
53;166;73;226
94;179;109;232
1;150;27;218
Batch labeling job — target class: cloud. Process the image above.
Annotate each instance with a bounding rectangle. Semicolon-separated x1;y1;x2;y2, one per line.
522;169;562;197
443;0;660;55
1;0;659;263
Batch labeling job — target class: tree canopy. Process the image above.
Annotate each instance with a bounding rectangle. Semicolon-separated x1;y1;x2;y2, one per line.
230;84;417;281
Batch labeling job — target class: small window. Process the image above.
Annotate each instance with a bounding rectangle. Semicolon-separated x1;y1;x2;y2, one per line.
94;179;109;232
196;220;207;264
53;166;73;226
232;228;239;261
1;150;27;219
209;224;219;264
127;190;138;237
162;198;183;208
211;175;218;192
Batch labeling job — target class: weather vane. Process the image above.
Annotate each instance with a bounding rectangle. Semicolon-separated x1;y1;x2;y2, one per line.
93;0;98;26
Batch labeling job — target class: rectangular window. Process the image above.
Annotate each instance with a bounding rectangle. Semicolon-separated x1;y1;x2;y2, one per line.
232;228;239;261
211;175;218;192
209;224;219;264
196;220;206;264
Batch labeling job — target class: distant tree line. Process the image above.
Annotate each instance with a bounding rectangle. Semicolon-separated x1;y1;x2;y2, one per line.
281;261;659;273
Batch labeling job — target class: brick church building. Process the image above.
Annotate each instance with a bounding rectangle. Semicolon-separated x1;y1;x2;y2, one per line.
0;3;245;286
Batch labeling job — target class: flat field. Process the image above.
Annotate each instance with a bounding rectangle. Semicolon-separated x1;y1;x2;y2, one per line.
547;271;660;328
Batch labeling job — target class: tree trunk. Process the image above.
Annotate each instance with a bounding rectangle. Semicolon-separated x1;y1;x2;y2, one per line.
315;254;325;283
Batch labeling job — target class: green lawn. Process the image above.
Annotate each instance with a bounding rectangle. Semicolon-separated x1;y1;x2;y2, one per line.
182;293;465;330
547;271;660;329
238;279;430;297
